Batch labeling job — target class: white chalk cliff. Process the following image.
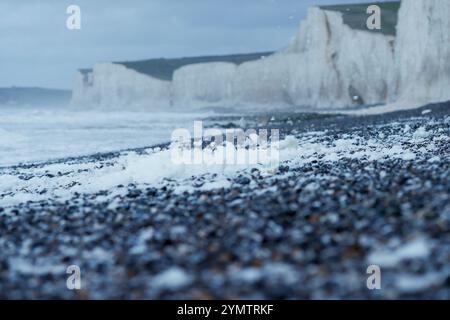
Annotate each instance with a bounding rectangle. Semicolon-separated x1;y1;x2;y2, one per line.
172;62;236;108
393;0;450;106
72;0;450;110
72;63;171;108
286;7;395;108
232;53;296;107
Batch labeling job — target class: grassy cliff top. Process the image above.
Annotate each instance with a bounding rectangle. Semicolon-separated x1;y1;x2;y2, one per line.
320;1;401;36
80;52;273;81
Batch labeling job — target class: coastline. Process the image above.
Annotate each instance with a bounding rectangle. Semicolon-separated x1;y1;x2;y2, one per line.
1;101;449;299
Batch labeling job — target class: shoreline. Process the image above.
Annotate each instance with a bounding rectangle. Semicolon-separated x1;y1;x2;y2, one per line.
1;101;449;299
2;99;447;171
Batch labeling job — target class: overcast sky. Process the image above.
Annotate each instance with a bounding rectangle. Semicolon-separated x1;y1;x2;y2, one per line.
0;0;378;89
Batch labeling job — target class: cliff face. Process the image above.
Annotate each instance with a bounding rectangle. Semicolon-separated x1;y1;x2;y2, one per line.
199;6;395;109
394;0;450;105
169;6;395;109
287;7;395;108
232;52;295;107
72;1;450;111
172;62;236;107
72;63;171;108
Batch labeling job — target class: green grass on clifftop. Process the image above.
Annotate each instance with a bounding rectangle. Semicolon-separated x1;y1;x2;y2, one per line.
81;52;274;81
